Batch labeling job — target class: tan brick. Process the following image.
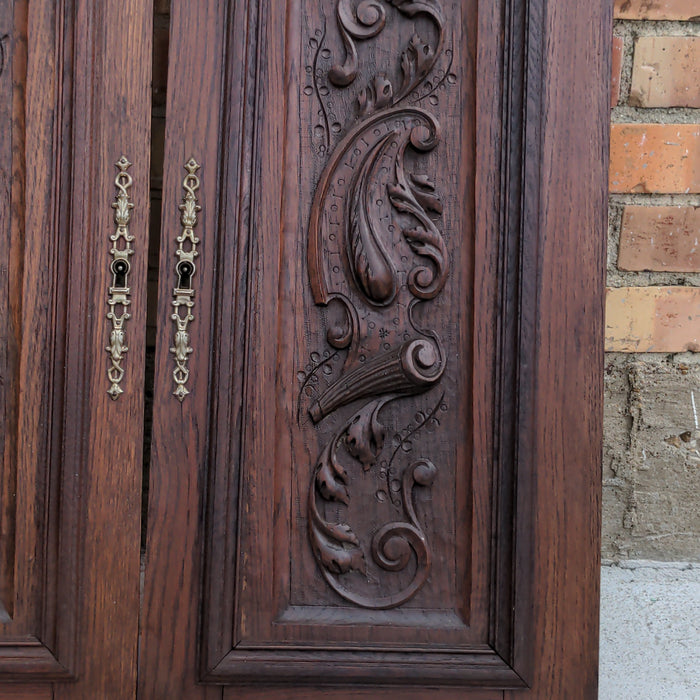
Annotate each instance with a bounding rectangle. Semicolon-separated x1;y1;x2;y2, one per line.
612;36;625;108
605;287;700;352
631;37;700;108
614;0;700;20
618;206;700;272
609;124;700;194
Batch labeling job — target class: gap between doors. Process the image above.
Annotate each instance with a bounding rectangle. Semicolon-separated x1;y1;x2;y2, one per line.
140;0;172;561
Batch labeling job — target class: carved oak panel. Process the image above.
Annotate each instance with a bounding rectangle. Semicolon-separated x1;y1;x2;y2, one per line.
227;0;482;645
143;0;608;694
198;0;520;679
299;0;463;613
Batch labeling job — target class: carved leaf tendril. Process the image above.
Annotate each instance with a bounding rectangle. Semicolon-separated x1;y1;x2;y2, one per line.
329;0;387;87
387;140;447;299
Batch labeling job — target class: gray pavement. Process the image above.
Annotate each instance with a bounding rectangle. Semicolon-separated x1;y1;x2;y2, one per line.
599;561;700;699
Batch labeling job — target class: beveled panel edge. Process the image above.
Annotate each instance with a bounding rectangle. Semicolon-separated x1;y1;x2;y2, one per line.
203;648;527;689
0;638;72;681
198;0;538;687
0;0;103;679
0;0;23;622
486;0;539;680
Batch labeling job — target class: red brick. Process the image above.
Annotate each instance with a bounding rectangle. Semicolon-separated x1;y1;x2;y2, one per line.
618;206;700;272
631;37;700;108
612;36;624;108
606;287;700;352
614;0;700;20
609;124;700;194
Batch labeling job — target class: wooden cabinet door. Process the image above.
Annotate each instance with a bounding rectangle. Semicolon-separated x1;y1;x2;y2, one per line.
0;0;151;697
141;1;609;698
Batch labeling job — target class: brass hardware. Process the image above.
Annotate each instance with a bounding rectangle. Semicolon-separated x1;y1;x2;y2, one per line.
170;158;201;401
106;156;134;399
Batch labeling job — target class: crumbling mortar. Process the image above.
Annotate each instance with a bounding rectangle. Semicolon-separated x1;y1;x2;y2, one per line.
604;350;700;559
612;105;700;123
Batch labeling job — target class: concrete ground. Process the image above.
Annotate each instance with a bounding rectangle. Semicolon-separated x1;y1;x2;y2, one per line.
599;561;700;699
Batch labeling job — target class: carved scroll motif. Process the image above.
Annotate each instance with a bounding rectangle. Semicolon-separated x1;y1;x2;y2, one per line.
303;0;452;609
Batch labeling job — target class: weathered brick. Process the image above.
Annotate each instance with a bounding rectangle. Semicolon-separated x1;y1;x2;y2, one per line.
609;124;700;194
618;205;700;272
606;286;700;352
612;36;625;108
631;37;700;108
614;0;700;20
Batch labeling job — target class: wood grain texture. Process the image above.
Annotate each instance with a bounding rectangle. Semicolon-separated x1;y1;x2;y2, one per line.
0;0;605;693
0;0;78;681
138;0;227;697
141;0;606;695
505;0;609;696
0;0;24;621
25;0;152;695
43;0;152;695
54;0;153;694
1;0;151;694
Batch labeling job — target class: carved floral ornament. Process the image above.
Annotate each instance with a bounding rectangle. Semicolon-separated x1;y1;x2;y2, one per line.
301;0;454;609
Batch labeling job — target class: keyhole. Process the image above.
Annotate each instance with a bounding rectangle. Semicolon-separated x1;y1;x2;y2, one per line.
177;260;193;289
112;259;130;288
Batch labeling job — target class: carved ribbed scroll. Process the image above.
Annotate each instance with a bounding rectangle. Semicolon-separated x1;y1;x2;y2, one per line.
302;0;451;610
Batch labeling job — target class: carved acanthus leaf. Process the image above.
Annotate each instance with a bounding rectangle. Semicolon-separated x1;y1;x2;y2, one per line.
345;400;386;469
316;439;351;504
387;141;448;299
398;34;435;97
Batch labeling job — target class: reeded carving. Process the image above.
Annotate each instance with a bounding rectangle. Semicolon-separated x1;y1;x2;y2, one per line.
309;337;444;422
303;0;453;609
106;156;134;399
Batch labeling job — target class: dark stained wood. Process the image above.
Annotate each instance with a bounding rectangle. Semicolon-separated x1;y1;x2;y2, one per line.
505;0;610;695
1;0;606;694
0;0;82;680
52;0;153;695
0;0;24;621
0;0;152;695
138;0;228;697
142;0;607;697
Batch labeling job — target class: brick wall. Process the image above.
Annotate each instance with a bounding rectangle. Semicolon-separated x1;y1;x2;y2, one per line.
604;0;700;561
